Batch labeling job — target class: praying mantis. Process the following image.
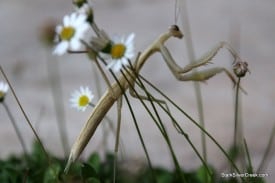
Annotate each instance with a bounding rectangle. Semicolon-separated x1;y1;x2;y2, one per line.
65;24;243;171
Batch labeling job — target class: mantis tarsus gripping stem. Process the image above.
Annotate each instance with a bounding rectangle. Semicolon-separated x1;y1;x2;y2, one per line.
65;25;245;172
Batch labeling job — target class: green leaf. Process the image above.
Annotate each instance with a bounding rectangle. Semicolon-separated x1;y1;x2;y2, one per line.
30;140;47;166
81;163;99;181
43;163;61;183
228;145;240;161
196;165;213;183
87;153;101;172
154;168;173;183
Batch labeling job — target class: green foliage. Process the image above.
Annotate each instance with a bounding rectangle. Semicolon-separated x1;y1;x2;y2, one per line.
0;141;267;183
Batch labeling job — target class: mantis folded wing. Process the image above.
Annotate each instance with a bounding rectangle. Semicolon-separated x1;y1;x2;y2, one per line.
65;25;242;171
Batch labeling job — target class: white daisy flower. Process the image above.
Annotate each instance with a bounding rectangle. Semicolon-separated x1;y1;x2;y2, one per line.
73;0;89;8
70;86;94;112
77;3;94;23
53;12;90;56
104;33;135;73
0;81;9;102
78;3;91;14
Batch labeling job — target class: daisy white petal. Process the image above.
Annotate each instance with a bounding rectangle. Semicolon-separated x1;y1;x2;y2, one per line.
70;38;82;50
104;33;135;72
63;15;70;27
53;41;69;55
70;86;94;112
125;33;135;45
53;12;90;55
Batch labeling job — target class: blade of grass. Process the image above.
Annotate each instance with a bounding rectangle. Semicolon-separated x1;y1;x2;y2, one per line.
113;97;123;183
257;123;275;173
109;69;158;183
138;73;243;178
119;67;186;182
126;66;213;179
243;139;253;173
0;66;50;165
2;101;28;156
46;53;69;157
179;1;208;181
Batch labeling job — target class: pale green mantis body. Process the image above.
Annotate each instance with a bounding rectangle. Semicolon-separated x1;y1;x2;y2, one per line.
65;25;243;170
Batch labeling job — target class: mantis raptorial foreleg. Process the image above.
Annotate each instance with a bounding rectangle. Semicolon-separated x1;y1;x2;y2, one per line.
160;42;238;83
65;25;245;172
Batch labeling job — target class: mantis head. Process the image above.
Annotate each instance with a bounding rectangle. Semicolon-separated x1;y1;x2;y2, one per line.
169;25;184;39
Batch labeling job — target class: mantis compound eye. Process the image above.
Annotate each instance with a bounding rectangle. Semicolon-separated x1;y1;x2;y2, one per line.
169;25;183;39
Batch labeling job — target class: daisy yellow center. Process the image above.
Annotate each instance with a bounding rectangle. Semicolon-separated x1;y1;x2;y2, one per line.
60;26;75;41
111;44;126;59
78;95;90;107
0;91;4;98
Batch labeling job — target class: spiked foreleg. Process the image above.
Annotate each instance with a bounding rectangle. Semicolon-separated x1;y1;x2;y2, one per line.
160;42;242;86
176;67;233;81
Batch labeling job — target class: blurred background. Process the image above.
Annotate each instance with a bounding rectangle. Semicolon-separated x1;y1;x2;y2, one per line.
0;0;274;181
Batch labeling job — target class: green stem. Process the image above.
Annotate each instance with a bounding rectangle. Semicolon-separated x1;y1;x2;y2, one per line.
2;101;28;156
243;139;253;173
46;52;69;157
0;66;50;164
138;74;243;178
109;71;158;183
233;78;240;148
180;0;208;178
124;94;158;183
113;97;122;183
122;65;189;182
257;123;275;173
130;70;212;178
90;60;110;153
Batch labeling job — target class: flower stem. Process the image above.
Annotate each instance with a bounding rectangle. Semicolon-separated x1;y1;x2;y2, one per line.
138;74;243;178
257;123;275;173
233;77;241;151
0;66;50;164
109;70;158;183
46;52;69;157
121;66;187;182
180;0;208;181
2;101;28;155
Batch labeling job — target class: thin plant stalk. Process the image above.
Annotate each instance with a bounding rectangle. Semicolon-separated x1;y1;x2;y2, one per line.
243;139;253;173
2;101;28;156
113;97;122;183
257;123;275;173
119;68;186;182
124;96;158;183
128;67;213;178
138;74;244;178
233;78;241;151
46;52;69;157
109;70;158;183
180;1;208;179
125;61;212;176
91;60;110;153
0;66;50;164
